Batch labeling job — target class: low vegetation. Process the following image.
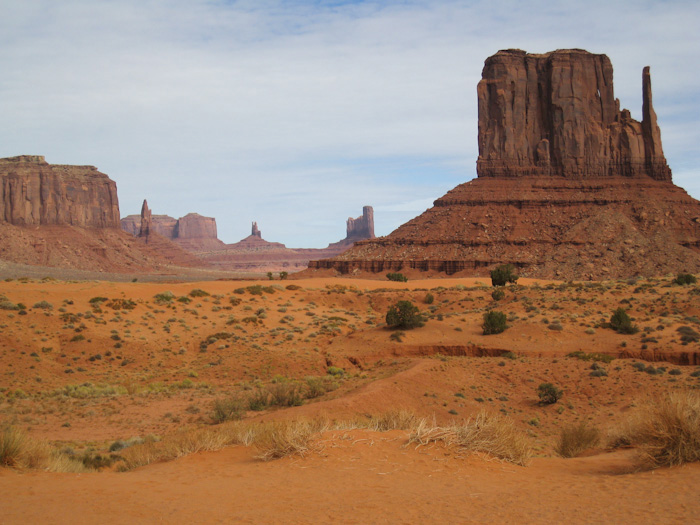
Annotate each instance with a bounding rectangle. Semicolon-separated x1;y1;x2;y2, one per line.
386;272;408;282
609;307;638;334
409;411;532;466
490;264;518;287
386;300;425;329
556;422;600;458
482;310;507;335
537;383;563;405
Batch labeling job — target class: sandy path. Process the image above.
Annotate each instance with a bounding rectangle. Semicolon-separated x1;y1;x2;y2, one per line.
2;430;699;524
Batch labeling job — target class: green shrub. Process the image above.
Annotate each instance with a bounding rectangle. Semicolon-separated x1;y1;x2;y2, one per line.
566;351;614;363
33;301;53;310
537;383;562;404
482;311;507;335
386;272;408;282
423;293;434;305
673;273;697;285
386;301;424;329
153;291;175;304
189;289;210;298
211;396;245;423
491;288;505;301
268;381;304;407
490;264;518;287
89;297;108;304
609;307;638;334
279;272;288;280
327;366;345;377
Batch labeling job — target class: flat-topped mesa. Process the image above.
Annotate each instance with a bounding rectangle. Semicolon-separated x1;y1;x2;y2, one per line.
477;49;672;181
346;206;375;241
175;213;217;240
0;155;120;228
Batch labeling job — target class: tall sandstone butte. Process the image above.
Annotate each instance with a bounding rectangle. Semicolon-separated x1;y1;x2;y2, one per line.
476;49;670;181
0;155;120;228
309;49;700;280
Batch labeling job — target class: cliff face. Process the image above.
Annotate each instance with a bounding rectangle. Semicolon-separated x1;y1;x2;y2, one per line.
476;49;671;181
309;50;700;280
0;155;120;228
346;206;375;241
122;212;218;241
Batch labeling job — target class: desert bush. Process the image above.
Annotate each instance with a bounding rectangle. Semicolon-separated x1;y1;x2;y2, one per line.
677;326;700;344
673;273;697;285
189;289;210;298
482;310;507;335
491;288;505;301
268;380;304;407
153;291;175;304
537;383;562;405
423;293;434;304
248;389;270;411
33;300;53;310
0;300;19;310
285;284;301;291
490;264;518;287
409;411;532;466
386;272;408;282
556;422;600;458
1;426;89;472
327;366;345;377
609;307;638;334
614;391;700;468
390;331;405;342
106;298;136;310
279;272;288;280
386;300;425;330
304;376;338;399
566;351;614;363
211;396;246;423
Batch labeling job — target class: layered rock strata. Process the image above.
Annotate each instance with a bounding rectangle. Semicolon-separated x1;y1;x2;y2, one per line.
121;210;224;251
309;50;700;279
0;155;120;228
476;49;671;181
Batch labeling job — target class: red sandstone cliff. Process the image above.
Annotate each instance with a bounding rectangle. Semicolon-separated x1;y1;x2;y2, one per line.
309;50;700;280
0;155;120;228
477;49;671;181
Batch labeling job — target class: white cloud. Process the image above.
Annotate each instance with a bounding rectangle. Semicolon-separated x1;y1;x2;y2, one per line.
0;0;698;246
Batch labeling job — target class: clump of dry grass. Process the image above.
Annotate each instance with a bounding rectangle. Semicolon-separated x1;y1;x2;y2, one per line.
254;419;328;461
612;391;700;468
366;409;417;431
1;425;91;472
408;411;532;466
118;422;256;470
556;422;600;458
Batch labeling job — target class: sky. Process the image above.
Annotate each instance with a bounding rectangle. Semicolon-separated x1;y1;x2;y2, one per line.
1;0;698;247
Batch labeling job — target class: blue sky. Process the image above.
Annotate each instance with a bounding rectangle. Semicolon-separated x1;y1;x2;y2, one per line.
1;0;698;247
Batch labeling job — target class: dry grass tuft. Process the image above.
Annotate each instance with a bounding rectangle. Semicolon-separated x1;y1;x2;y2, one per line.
253;419;327;461
614;391;700;468
1;425;91;472
366;409;417;431
409;411;532;466
556;422;600;458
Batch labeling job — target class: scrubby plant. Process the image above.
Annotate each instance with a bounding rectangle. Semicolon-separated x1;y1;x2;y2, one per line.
613;391;700;468
490;264;518;287
423;293;434;305
482;310;507;335
386;300;424;329
609;307;638;334
386;272;408;282
537;383;562;405
390;331;405;342
409;411;532;466
189;289;210;298
327;366;345;377
491;288;505;301
153;291;175;304
556;422;600;458
673;273;697;285
279;272;288;280
32;301;53;310
211;396;245;423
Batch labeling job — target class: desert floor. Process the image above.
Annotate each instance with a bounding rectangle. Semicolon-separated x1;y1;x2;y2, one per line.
1;275;700;523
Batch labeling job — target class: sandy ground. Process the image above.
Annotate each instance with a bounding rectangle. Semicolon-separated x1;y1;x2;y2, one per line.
1;275;700;522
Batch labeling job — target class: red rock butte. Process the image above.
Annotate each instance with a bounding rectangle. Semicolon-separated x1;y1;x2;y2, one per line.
309;49;700;280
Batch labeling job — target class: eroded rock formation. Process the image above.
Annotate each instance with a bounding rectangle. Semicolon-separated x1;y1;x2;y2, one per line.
346;206;375;241
476;49;671;181
122;209;223;250
309;50;700;280
0;155;120;228
139;200;152;238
